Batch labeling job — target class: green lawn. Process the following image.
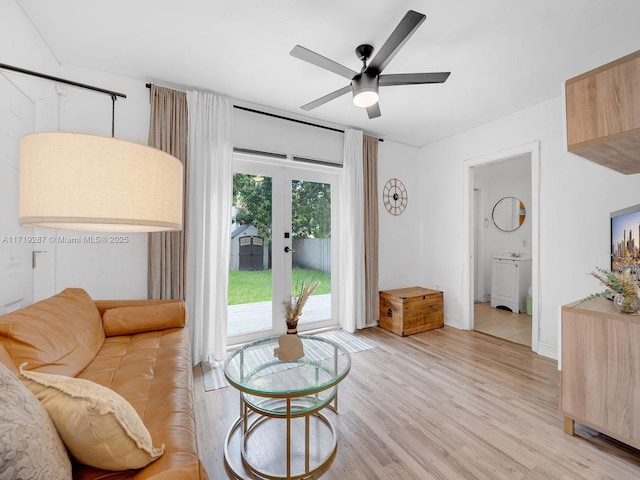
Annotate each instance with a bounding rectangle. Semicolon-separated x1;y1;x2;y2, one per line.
228;268;331;305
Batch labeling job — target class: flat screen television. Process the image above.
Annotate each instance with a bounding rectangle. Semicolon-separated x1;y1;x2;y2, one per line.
611;203;640;275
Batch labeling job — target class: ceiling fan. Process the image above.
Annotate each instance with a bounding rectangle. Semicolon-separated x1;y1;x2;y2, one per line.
290;10;450;119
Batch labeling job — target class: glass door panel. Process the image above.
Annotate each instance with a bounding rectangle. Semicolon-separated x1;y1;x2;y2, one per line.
228;169;276;341
289;177;332;329
228;155;338;344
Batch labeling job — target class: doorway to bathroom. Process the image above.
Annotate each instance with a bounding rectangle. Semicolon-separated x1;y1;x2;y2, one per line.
473;155;532;346
464;143;539;352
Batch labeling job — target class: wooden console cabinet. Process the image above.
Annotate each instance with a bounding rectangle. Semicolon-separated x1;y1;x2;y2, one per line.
565;49;640;174
379;287;443;336
560;297;640;449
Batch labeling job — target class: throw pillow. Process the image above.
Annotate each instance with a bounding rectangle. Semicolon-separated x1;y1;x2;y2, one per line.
0;364;72;480
18;365;164;471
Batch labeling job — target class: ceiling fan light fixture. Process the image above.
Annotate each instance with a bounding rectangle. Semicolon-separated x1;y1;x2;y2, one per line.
352;73;379;108
291;11;449;118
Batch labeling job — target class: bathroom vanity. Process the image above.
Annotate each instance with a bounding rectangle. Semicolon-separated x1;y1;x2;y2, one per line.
490;254;531;313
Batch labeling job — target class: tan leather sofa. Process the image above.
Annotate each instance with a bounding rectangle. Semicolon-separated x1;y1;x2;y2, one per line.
0;288;208;479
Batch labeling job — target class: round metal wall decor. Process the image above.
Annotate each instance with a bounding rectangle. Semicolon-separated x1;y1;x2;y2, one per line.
383;178;407;215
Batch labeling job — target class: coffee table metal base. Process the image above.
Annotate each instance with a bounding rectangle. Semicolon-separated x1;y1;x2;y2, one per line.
224;396;338;480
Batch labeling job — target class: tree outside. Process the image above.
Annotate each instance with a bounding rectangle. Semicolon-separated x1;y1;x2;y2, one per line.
230;173;332;303
233;174;273;240
291;180;330;239
232;174;331;242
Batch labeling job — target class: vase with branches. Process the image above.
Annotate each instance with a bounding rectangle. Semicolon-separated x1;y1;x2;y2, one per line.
274;278;319;362
585;267;640;314
282;278;319;334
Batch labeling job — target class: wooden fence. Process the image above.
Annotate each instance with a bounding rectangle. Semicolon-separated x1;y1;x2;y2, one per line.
292;238;331;273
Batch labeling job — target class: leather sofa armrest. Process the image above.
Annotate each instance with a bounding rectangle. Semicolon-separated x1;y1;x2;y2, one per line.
98;300;186;337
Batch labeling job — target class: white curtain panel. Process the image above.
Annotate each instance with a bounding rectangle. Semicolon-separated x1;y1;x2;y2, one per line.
339;129;366;332
185;91;233;364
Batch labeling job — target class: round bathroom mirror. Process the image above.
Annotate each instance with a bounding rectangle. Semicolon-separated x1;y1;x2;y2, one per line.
492;197;526;232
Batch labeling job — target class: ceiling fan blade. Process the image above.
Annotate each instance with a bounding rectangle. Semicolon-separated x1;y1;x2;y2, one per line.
290;45;357;80
367;103;381;119
301;85;352;111
379;72;450;86
367;10;426;74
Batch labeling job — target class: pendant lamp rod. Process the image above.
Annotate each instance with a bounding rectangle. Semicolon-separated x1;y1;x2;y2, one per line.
111;95;116;137
4;64;184;233
0;63;127;99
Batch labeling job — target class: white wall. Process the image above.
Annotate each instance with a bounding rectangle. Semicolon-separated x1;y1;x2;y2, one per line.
0;1;59;129
1;1;59;304
232;106;344;163
418;95;640;359
378;140;422;291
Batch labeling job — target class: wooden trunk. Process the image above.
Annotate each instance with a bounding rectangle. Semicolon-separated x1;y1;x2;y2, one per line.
379;287;444;336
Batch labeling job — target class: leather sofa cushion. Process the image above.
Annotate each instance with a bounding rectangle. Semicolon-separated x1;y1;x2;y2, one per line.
102;302;186;337
0;288;104;376
74;327;203;479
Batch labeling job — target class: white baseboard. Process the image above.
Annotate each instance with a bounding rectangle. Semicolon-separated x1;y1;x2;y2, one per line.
536;341;558;361
444;313;465;330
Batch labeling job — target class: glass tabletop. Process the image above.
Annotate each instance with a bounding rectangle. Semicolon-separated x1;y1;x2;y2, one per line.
224;335;351;397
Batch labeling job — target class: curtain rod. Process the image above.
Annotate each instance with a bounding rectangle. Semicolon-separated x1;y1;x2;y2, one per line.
234;105;344;134
0;63;127;99
145;83;383;141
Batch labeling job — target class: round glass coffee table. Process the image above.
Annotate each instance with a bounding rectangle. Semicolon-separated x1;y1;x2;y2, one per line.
223;334;351;480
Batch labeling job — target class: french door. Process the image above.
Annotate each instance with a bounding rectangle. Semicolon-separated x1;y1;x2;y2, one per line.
228;153;339;345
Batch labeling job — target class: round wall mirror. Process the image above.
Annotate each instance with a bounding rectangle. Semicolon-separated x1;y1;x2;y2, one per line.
492;197;526;232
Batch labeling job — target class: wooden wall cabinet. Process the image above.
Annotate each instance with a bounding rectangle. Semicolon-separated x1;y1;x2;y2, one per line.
560;297;640;449
565;49;640;174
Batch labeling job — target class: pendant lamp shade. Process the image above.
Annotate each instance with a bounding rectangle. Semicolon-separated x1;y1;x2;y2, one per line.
19;132;183;232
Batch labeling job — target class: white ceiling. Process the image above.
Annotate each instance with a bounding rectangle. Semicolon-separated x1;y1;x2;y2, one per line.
15;0;640;147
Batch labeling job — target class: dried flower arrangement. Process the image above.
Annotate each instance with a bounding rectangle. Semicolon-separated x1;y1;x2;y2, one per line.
588;267;640;299
283;278;320;331
578;267;640;313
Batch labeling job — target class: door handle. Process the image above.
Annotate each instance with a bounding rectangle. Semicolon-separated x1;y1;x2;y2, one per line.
32;250;47;268
284;246;296;253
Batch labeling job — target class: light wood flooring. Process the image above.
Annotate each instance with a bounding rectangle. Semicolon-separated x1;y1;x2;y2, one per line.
474;301;532;347
193;327;640;479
